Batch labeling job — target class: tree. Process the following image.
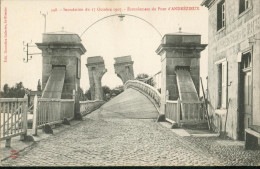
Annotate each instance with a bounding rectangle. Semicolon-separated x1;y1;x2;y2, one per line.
84;86;111;101
136;73;149;80
3;84;9;94
84;88;91;100
135;73;155;87
0;82;28;98
78;87;87;101
110;85;124;97
37;79;42;91
102;86;111;95
102;86;111;101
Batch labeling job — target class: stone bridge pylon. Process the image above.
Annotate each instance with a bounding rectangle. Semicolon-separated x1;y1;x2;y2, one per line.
36;30;86;99
114;56;135;84
86;56;107;100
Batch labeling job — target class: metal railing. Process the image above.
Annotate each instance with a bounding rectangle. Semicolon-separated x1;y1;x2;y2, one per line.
124;80;161;107
0;95;28;147
79;100;105;116
166;99;206;125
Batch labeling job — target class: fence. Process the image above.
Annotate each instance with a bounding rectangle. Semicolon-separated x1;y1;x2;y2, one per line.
124;80;161;107
32;96;74;135
0;95;28;147
165;100;180;124
165;99;206;125
79;100;105;116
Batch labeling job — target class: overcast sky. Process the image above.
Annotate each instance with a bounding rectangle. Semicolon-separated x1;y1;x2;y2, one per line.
1;0;208;92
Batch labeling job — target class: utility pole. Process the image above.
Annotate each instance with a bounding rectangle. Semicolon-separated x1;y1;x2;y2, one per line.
23;40;42;63
40;11;48;33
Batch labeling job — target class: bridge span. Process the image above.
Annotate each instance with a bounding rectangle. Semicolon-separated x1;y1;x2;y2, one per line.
100;88;158;119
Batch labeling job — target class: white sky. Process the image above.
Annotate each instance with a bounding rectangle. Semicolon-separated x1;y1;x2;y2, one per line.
1;0;208;92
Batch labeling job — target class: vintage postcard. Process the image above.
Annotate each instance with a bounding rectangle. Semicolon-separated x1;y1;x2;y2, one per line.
1;0;260;166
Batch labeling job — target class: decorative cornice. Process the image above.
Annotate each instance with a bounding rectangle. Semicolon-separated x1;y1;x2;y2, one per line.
85;62;105;67
36;42;87;55
156;44;208;55
114;61;134;66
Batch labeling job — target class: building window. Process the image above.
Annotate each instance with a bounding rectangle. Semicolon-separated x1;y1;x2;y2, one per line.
239;0;250;14
216;59;228;109
241;52;252;105
217;0;225;31
241;52;252;69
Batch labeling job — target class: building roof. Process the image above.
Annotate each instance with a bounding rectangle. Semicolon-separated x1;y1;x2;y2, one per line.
43;30;82;42
44;30;76;35
201;0;215;8
165;32;201;36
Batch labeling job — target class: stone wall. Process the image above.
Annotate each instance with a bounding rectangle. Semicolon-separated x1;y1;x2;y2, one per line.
204;0;260;139
164;51;201;100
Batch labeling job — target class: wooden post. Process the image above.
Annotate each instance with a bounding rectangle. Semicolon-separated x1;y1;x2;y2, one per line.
5;138;11;148
187;103;191;121
73;90;76;102
10;102;13;135
32;95;38;136
177;98;181;126
73;89;77;118
200;77;211;130
60;100;63;120
20;95;28;141
7;101;9;135
3;102;6;137
166;90;169;100
14;102;17;134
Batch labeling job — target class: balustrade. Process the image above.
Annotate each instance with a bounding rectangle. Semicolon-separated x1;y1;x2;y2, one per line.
125;80;161;107
79;100;105;115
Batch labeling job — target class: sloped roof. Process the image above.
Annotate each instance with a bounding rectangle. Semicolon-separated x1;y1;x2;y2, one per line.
201;0;215;8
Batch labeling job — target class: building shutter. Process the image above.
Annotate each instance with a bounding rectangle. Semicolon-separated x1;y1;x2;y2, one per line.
222;61;228;108
217;64;222;109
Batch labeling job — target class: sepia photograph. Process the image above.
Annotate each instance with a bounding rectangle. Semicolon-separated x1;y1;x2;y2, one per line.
0;0;260;166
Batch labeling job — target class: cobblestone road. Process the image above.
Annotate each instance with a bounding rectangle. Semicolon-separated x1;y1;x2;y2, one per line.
2;89;260;166
2;109;260;166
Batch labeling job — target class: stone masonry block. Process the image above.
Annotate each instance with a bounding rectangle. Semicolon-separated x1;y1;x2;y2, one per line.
114;56;134;84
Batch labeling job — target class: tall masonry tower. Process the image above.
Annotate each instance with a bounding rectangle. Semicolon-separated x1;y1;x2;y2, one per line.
36;31;86;99
156;30;207;113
